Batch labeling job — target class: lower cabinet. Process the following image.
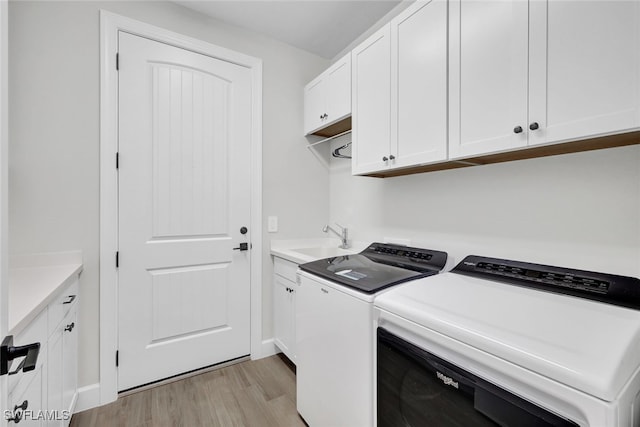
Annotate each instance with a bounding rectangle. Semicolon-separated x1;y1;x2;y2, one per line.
7;278;79;426
47;298;78;427
272;257;298;363
7;363;46;426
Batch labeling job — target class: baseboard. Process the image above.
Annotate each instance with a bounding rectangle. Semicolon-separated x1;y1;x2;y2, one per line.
258;338;279;359
74;383;101;413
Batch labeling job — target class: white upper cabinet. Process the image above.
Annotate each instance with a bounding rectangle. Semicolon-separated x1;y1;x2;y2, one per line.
450;0;640;160
391;0;448;169
352;25;392;174
528;0;640;147
353;0;447;175
448;0;529;159
304;53;351;136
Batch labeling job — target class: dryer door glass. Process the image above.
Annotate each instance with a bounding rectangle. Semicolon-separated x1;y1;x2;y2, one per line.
377;328;578;427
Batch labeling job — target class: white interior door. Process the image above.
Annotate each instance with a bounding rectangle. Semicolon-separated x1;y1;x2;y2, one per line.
0;0;8;423
117;31;252;391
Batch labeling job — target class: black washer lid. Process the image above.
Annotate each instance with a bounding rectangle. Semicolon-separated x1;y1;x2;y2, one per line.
299;243;448;294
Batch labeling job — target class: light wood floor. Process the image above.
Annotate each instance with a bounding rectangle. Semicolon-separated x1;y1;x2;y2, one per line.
70;355;306;427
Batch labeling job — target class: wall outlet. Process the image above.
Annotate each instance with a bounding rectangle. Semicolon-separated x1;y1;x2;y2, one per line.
268;216;278;233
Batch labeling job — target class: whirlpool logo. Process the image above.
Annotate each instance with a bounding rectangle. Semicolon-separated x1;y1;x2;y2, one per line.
436;371;459;389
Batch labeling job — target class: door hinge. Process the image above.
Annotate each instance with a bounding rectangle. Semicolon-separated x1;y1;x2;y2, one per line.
116;251;119;268
116;350;119;367
116;53;119;71
116;152;119;169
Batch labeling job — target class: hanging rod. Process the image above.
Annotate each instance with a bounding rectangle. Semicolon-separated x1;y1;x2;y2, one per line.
332;141;352;159
306;129;352;149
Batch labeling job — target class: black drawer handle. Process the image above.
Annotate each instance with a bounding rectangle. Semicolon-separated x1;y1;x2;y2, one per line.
8;400;28;423
529;122;539;130
64;322;75;332
1;336;40;376
62;295;76;305
513;126;523;134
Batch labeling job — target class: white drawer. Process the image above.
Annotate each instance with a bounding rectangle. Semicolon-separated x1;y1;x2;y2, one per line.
274;257;298;283
47;279;79;338
8;309;47;394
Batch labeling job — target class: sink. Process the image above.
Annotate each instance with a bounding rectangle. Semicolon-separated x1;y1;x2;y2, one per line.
292;247;355;259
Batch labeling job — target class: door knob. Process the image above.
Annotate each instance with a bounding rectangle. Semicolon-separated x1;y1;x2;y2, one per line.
513;126;523;134
529;122;539;130
64;323;75;332
382;156;389;162
389;155;395;160
233;243;249;251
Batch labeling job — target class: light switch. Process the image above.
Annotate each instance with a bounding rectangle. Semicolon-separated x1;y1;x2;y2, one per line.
268;216;278;233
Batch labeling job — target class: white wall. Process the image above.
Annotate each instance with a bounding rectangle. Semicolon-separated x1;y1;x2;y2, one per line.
9;0;329;388
329;143;640;277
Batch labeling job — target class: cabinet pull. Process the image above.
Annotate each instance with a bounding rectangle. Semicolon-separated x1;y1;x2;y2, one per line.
389;155;395;160
382;156;389;162
1;336;40;376
529;122;540;130
513;126;523;134
7;400;28;423
62;295;76;305
64;322;75;332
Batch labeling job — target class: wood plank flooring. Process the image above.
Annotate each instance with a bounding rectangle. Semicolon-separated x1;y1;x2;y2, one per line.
71;355;306;427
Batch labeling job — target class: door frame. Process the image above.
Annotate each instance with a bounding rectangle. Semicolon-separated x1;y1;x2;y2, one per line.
0;0;8;424
99;11;263;406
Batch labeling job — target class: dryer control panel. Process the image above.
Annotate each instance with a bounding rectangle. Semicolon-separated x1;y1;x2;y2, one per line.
453;255;640;310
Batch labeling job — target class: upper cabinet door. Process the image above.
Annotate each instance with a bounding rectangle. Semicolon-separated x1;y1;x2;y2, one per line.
326;53;351;126
303;78;326;135
352;25;392;175
528;0;640;147
303;53;352;136
449;0;529;159
390;0;448;169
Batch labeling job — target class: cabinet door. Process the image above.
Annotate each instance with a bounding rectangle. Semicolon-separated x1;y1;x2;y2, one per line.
61;308;77;422
304;78;326;135
273;275;295;361
449;0;529;159
7;365;45;426
528;0;640;147
390;0;448;169
47;327;63;426
326;53;351;126
352;25;392;175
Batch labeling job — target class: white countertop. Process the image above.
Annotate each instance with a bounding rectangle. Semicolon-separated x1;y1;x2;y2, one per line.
8;251;83;335
270;238;367;264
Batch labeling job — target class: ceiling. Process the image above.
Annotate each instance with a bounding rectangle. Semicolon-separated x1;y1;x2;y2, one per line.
175;1;403;59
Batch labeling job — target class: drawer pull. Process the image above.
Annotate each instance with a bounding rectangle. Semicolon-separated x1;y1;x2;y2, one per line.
64;322;75;332
62;295;77;304
1;336;40;376
8;400;28;423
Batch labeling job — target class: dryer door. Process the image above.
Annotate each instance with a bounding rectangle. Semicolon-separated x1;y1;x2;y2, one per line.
377;328;578;427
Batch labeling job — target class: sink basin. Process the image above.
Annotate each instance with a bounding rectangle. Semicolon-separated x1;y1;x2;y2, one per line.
292;247;355;259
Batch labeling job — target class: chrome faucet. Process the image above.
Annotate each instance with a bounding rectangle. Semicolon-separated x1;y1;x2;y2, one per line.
323;223;349;249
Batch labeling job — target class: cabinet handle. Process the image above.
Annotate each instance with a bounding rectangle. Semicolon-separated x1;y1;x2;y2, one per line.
529;122;539;131
64;322;75;332
8;400;28;423
382;156;389;162
62;295;76;305
319;115;323;119
513;126;523;134
389;155;395;160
